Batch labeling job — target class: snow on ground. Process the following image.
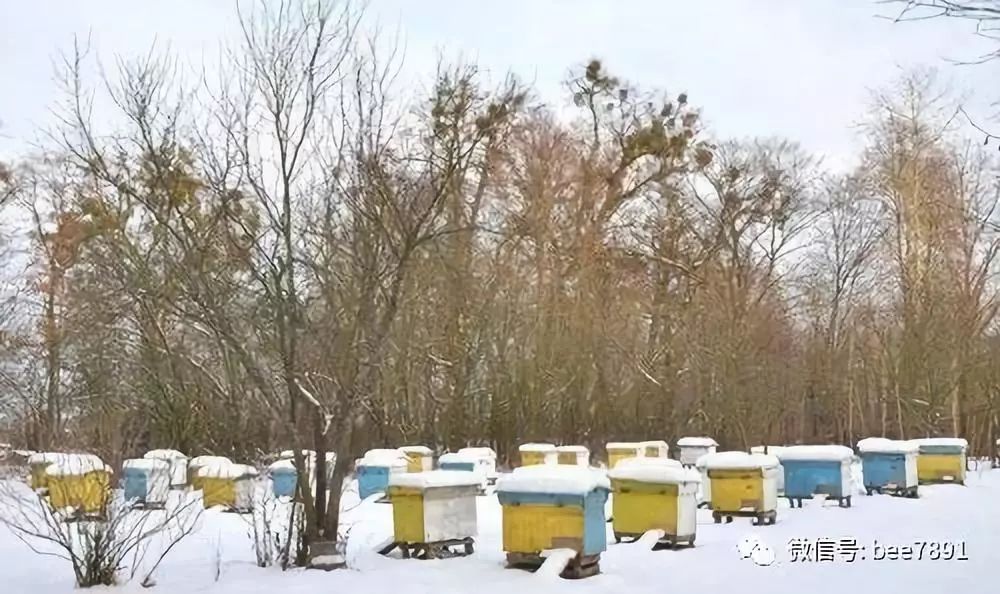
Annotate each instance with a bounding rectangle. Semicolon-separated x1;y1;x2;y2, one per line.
2;465;1000;593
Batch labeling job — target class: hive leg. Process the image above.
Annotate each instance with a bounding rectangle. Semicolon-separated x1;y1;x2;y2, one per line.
713;511;721;524
464;540;474;556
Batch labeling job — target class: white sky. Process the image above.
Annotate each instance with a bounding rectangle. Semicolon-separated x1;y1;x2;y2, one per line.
1;0;998;171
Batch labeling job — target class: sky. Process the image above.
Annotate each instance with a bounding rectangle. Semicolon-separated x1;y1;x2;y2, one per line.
1;0;998;171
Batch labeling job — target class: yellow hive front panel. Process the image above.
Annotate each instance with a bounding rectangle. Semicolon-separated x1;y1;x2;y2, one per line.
709;470;764;512
48;471;110;514
607;450;638;469
502;504;584;554
403;454;424;473
557;452;577;465
389;487;426;543
612;482;678;536
201;477;236;508
521;452;548;466
917;455;966;483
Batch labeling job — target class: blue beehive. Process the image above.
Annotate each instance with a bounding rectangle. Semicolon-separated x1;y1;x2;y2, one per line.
438;452;477;472
857;438;918;497
121;459;170;508
269;460;298;498
776;445;854;508
356;449;409;501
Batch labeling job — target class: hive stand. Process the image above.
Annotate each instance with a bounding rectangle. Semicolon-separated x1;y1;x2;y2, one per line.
613;532;695;547
712;509;776;526
505;552;600;579
919;477;965;486
865;485;918;498
129;500;167;511
378;537;474;560
786;495;851;508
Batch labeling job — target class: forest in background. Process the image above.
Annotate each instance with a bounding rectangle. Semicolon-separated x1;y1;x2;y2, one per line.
0;1;999;479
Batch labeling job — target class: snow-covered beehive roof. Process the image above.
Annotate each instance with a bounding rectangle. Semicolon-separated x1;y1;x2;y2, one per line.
144;449;186;461
609;457;700;484
497;464;610;495
749;445;787;455
519;443;556;453
677;437;718;447
699;451;779;471
44;454;112;477
189;455;233;467
359;449;409;468
389;470;482;490
438;452;479;465
639;440;669;449
776;445;854;462
197;461;258;480
123;458;170;472
399;445;433;455
279;449;316;460
556;445;589;453
268;459;297;472
912;437;968;450
606;442;643;450
856;438;918;454
457;447;496;459
27;452;69;465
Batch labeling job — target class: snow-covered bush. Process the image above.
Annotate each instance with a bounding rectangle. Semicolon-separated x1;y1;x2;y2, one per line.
0;481;202;587
245;484;303;569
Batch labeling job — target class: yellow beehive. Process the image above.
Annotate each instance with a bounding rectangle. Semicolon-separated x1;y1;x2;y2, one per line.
496;465;610;577
387;470;480;552
197;461;258;511
640;440;670;459
399;446;434;473
606;442;644;469
608;458;700;546
45;454;113;516
188;455;233;491
913;438;967;485
518;443;557;466
703;451;780;525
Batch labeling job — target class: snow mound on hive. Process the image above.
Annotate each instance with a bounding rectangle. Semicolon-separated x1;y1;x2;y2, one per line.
457;447;496;459
389;470;482;490
123;458;170;472
189;455;232;468
518;443;556;453
606;442;643;451
196;461;258;479
44;454;111;476
857;438;918;454
144;449;186;461
556;445;589;453
609;457;699;484
912;437;968;449
358;449;408;468
268;459;296;472
776;445;855;462
496;464;609;495
677;437;718;447
699;451;778;471
439;452;479;465
399;445;433;455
